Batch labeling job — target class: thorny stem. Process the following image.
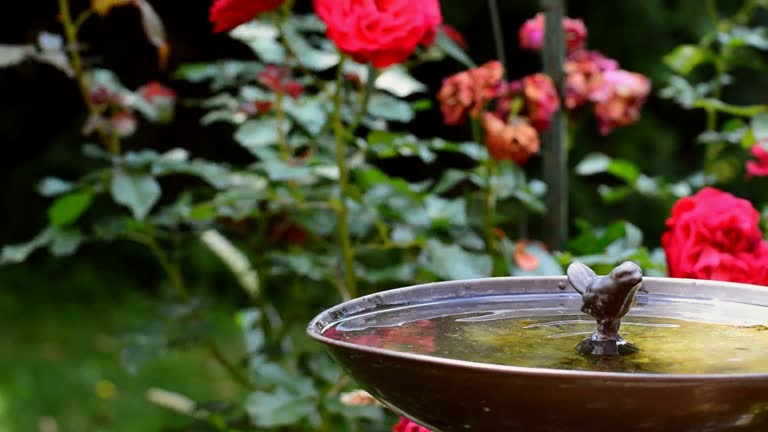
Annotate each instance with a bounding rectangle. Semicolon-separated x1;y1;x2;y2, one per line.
332;57;358;300
58;0;120;154
144;236;253;390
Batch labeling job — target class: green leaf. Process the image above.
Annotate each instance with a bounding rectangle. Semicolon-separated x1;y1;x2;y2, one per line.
0;228;55;265
236;118;290;152
575;153;611;176
37;177;75;197
49;228;83;257
432;169;468;194
367;93;414;123
0;44;33;68
200;230;259;299
509;242;563;277
663;45;711;75
120;330;168;375
423;240;491;280
134;0;169;68
375;65;426;97
245;388;318;428
425;196;467;227
608;159;640;183
435;28;475;68
283;97;328;135
230;22;285;64
752;112;768;141
48;191;93;226
282;22;339;71
111;170;161;220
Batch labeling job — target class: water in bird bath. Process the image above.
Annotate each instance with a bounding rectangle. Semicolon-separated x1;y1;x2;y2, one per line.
322;293;768;374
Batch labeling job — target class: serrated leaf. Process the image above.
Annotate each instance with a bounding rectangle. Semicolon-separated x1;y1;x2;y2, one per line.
48;191;93;226
111;169;161;220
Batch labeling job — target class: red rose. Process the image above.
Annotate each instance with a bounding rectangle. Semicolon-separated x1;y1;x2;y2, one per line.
662;187;768;286
393;417;432;432
210;0;284;33
313;0;442;68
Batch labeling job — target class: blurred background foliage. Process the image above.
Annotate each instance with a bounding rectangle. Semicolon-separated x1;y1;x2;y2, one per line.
2;0;768;430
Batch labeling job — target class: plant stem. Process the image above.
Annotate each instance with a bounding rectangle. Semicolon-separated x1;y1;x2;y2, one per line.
487;0;508;78
58;0;120;154
144;236;253;390
332;57;358;299
349;63;376;135
472;118;502;276
275;90;291;159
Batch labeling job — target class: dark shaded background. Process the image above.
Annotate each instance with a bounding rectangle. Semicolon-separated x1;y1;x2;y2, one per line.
3;0;765;267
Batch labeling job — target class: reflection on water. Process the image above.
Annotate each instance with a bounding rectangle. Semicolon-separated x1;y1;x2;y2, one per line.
323;294;768;374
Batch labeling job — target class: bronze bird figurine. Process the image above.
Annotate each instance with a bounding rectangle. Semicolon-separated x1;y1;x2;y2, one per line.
567;261;644;356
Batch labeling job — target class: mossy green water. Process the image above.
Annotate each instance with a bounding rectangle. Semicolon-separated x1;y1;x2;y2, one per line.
329;313;768;374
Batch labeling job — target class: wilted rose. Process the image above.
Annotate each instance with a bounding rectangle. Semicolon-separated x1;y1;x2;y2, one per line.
482;113;540;165
437;61;504;125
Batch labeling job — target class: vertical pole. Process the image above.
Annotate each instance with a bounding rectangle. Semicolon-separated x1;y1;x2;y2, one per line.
541;0;568;250
487;0;508;77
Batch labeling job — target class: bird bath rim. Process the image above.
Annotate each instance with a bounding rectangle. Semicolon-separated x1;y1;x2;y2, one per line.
307;275;768;381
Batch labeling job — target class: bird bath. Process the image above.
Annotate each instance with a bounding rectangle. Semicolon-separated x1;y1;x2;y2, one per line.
307;262;768;431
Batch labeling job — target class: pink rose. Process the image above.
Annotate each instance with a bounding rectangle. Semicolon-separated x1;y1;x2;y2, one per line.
518;13;587;54
589;69;650;135
314;0;442;68
563;49;618;109
393;417;432;432
747;142;768;179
